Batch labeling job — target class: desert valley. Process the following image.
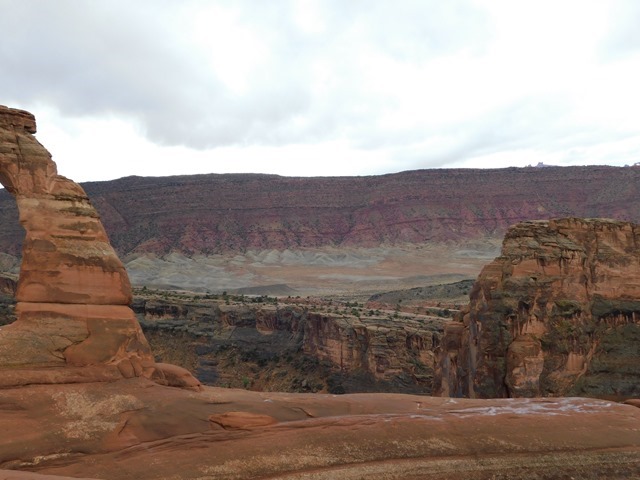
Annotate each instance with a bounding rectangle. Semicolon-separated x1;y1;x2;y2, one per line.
1;105;640;479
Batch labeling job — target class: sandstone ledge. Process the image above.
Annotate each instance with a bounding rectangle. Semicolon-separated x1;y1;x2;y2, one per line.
1;379;639;479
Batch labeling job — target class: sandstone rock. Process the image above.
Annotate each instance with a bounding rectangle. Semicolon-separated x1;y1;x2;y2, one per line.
135;297;442;394
1;108;640;479
2;379;640;479
302;311;439;389
0;105;196;387
1;145;640;296
151;362;202;391
624;399;640;409
43;166;640;257
209;411;278;429
436;218;640;399
0;471;99;479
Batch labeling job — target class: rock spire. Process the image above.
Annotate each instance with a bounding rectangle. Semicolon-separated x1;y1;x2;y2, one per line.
0;105;198;388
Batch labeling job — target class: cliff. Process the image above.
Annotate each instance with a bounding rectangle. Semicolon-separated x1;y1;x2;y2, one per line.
1;166;640;258
133;294;443;394
437;218;640;399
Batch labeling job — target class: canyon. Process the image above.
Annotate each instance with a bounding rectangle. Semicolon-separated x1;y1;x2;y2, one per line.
129;219;640;402
133;290;448;395
1;104;640;480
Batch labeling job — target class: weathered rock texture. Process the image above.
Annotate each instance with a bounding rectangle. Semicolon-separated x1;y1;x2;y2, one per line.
135;297;442;394
1;165;640;259
2;108;640;479
0;105;197;389
3;379;640;480
437;218;640;399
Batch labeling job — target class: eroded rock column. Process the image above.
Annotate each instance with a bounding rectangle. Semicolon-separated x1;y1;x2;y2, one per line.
0;105;156;385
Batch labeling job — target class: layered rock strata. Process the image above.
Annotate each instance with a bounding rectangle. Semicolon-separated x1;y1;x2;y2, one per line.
437;218;640;398
134;297;442;394
0;105;197;388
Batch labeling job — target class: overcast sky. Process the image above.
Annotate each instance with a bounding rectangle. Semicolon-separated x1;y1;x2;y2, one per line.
2;0;640;182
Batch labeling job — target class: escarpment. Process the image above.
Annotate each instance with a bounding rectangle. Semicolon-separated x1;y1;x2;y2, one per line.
133;296;442;394
437;218;640;399
1;163;640;260
0;105;198;389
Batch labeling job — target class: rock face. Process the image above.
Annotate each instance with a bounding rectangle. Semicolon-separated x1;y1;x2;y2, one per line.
2;380;640;480
301;310;439;391
135;297;442;394
437;218;640;399
82;166;640;256
0;105;197;389
1;165;640;259
3;157;640;295
2;108;640;480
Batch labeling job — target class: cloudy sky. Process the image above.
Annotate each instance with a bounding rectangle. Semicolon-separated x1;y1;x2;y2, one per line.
2;0;640;182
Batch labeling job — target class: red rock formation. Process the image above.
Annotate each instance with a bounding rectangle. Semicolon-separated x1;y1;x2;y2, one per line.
2;379;640;479
0;105;198;389
437;218;640;399
1;164;640;260
176;301;439;393
301;311;438;388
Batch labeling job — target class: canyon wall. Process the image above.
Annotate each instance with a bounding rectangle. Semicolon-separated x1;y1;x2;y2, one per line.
437;218;640;399
1;166;639;258
2;106;640;480
134;296;443;394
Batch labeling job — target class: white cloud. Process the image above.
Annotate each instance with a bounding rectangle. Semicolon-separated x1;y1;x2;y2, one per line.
1;0;640;181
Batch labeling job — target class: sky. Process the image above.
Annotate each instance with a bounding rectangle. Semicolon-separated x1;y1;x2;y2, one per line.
1;0;640;182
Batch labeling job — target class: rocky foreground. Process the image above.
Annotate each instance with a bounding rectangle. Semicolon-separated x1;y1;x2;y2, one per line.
2;380;640;480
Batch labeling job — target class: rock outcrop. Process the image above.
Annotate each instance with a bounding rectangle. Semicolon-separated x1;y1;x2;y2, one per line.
3;379;640;479
134;297;442;394
0;105;198;389
1;165;640;260
437;218;640;399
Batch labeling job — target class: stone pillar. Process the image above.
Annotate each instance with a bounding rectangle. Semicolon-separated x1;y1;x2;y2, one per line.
0;105;158;386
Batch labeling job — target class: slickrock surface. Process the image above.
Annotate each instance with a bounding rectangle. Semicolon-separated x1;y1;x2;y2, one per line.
0;105;197;388
437;218;640;399
2;379;640;479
